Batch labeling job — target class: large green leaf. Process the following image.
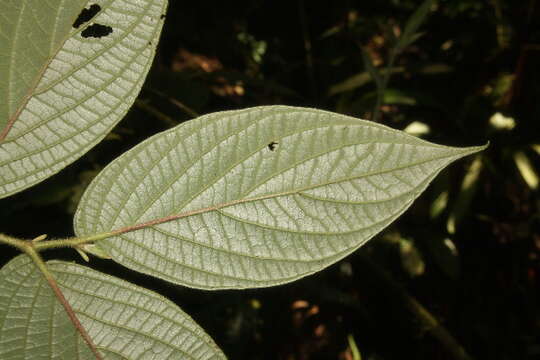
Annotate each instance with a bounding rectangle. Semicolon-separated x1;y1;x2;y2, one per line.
0;255;226;359
0;0;168;199
74;106;485;289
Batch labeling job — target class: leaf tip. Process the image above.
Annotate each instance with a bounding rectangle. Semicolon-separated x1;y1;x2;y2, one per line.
459;141;489;157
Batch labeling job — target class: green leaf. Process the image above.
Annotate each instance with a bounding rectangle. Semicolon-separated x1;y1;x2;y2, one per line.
74;106;486;289
0;0;168;199
397;0;436;51
328;67;404;96
0;255;226;359
514;151;539;190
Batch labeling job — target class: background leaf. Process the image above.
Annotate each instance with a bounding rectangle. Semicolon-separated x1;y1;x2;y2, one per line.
396;0;436;51
0;0;168;199
74;106;485;290
0;255;226;360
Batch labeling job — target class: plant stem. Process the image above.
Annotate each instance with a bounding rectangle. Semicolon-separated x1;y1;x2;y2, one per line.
23;245;104;360
372;48;398;122
356;253;474;360
32;231;116;251
135;99;178;127
0;232;27;249
298;0;317;100
144;87;200;118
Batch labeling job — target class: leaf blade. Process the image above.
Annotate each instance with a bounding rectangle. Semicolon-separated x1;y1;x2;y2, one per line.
75;106;486;289
0;0;168;199
0;255;226;360
396;0;436;51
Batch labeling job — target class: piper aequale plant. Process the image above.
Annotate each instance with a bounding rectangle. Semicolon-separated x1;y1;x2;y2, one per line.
0;1;486;359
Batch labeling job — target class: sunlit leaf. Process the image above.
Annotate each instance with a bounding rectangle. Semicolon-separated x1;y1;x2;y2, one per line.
0;0;168;198
0;255;226;359
75;106;486;289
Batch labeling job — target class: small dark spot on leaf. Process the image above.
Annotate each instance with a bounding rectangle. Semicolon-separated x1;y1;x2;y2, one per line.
268;141;278;151
81;23;113;38
148;41;152;46
73;4;101;29
160;14;166;19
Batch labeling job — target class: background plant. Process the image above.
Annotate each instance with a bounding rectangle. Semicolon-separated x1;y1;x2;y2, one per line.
1;1;538;360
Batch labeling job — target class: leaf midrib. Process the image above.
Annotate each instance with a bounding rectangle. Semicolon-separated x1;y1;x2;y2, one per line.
1;1;74;142
0;0;156;149
54;273;213;345
108;148;468;237
94;107;295;233
135;196;415;261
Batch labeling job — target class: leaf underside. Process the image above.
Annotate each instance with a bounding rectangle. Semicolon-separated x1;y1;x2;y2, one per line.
0;0;168;199
0;255;226;360
75;106;486;290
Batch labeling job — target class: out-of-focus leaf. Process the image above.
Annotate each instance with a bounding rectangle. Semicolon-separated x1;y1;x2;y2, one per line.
404;121;431;136
347;334;363;360
430;190;449;219
417;63;454;75
489;112;516;131
397;0;436;51
328;68;404;96
383;89;417;106
398;32;426;49
447;155;484;234
400;238;425;277
424;236;460;279
514;151;539;190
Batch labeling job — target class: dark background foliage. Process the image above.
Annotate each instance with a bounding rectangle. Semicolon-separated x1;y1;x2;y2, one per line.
1;0;539;359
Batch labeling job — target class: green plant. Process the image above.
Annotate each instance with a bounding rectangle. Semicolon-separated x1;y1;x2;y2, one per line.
0;1;486;359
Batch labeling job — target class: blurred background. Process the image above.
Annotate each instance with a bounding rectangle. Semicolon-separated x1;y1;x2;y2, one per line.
1;0;539;359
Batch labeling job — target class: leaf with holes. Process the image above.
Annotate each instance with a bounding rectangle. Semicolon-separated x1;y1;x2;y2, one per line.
0;255;226;359
0;0;168;199
74;106;486;289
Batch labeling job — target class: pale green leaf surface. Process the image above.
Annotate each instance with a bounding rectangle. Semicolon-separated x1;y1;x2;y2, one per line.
0;255;226;360
74;106;485;289
0;0;168;198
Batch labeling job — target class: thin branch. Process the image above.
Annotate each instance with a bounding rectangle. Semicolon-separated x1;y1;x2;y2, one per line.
356;253;474;360
144;87;200;118
135;99;178;127
33;231;116;251
0;232;28;249
24;246;104;360
298;0;317;100
372;48;398;122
